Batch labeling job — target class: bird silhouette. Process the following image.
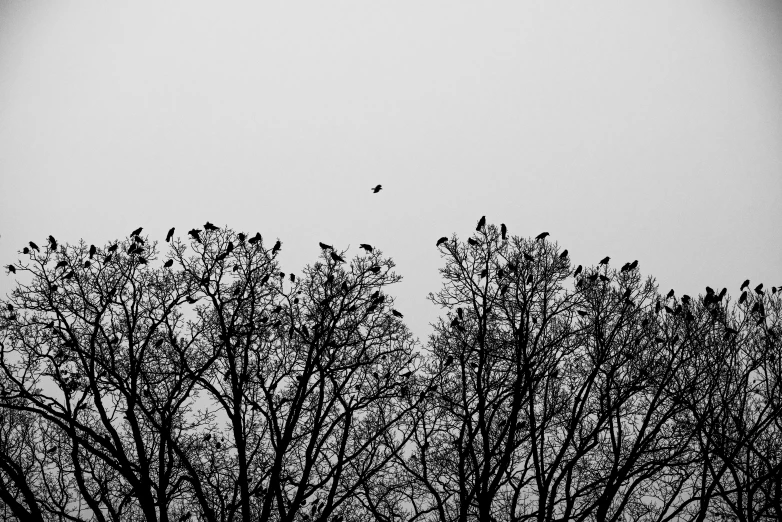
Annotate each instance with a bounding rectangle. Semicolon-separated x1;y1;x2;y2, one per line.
467;238;478;247
290;273;295;282
248;232;262;245
501;224;507;240
574;265;583;278
108;244;118;253
331;252;345;263
369;265;381;273
623;288;632;299
372;185;382;193
29;241;39;252
166;227;175;242
445;355;454;365
48;236;58;250
666;289;675;299
204;222;218;231
476;216;486;231
620;263;630;272
740;279;750;291
751;302;760;314
237;233;246;242
436;237;448;247
226;241;234;253
360;244;373;253
392;309;404;318
188;229;202;243
89;245;96;259
480;268;488;279
272;240;281;255
131;227;143;237
55;261;67;269
319;242;333;250
599;275;610;282
260;274;270;285
164;259;173;268
588;273;599;282
754;283;764;295
22;247;29;254
599;256;610;265
559;250;568;259
628;260;638;270
536;232;549;241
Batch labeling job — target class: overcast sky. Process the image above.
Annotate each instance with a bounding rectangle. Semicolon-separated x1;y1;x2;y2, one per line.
1;1;780;341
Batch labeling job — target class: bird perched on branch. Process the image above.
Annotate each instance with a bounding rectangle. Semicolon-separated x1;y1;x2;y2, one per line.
330;252;345;263
536;232;549;241
436;237;448;247
476;216;486;231
204;222;218;231
131;227;143;237
360;244;373;253
188;229;202;243
599;256;610;266
166;227;175;242
501;224;507;240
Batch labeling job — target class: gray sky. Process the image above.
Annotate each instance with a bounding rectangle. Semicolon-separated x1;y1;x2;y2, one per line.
1;1;780;341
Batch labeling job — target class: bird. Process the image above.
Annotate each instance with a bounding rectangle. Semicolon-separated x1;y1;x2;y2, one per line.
48;235;58;250
574;265;583;278
22;247;29;254
599;256;610;265
131;227;143;237
480;269;488;279
108;244;118;253
392;309;404;318
29;241;39;252
369;265;381;273
577;310;588;316
536;232;549;241
204;222;218;231
501;224;507;240
620;263;630;272
237;233;246;242
740;280;750;291
628;260;638;270
89;245;96;259
185;296;200;304
360;244;373;253
623;288;632;299
164;259;173;268
84;261;91;268
318;242;333;251
599;275;610;282
445;355;454;366
467;238;478;247
260;274;270;285
55;261;67;269
559;250;568;259
166;228;175;242
372;185;382;193
290;273;295;282
457;308;463;320
754;283;764;295
738;291;748;304
436;237;448;247
272;240;281;255
476;216;486;231
248;232;262;244
188;229;202;243
666;289;675;299
331;252;345;263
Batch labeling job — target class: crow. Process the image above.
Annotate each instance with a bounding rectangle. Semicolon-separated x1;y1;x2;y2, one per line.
599;256;610;265
248;232;262;244
476;216;486;231
372;185;382;193
188;229;202;243
436;237;448;247
628;260;638;270
754;283;764;295
559;249;568;259
319;242;333;250
501;223;507;240
360;243;373;253
574;265;583;278
666;289;674;299
29;241;39;252
204;222;218;231
89;245;96;259
369;265;382;273
48;235;58;250
164;259;173;268
480;268;488;279
108;244;118;253
445;355;454;366
185;296;200;304
331;252;345;263
290;273;295;282
599;275;610;282
272;240;281;255
467;238;478;246
56;261;67;269
166;227;175;242
392;309;404;318
526;274;533;284
621;263;630;272
260;274;270;285
131;227;143;237
740;279;750;291
536;232;549;240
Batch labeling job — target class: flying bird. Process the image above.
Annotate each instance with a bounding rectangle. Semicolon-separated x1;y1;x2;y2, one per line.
666;289;674;299
501;224;507;240
237;233;246;242
372;185;382;193
131;227;143;237
248;232;262;244
204;222;218;231
620;263;630;272
599;256;610;265
740;279;750;291
536;232;549;241
330;252;345;263
89;245;96;259
436;237;448;247
56;261;67;269
629;260;638;270
164;259;173;268
476;216;486;231
360;244;373;253
319;242;333;250
290;273;295;282
166;227;175;242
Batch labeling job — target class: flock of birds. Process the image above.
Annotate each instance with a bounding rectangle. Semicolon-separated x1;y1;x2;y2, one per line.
4;191;777;333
